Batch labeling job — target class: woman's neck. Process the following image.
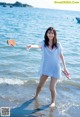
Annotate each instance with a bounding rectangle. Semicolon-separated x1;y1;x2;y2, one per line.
49;40;53;47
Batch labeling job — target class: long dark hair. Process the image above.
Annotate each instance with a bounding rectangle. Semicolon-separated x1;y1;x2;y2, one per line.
44;27;58;49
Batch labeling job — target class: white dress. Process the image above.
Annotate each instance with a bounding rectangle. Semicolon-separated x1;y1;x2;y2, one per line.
38;40;63;79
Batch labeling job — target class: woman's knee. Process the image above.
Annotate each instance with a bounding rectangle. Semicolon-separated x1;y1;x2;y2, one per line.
50;85;56;92
50;78;57;91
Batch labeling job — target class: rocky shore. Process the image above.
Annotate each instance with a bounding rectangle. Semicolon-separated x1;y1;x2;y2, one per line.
0;1;33;8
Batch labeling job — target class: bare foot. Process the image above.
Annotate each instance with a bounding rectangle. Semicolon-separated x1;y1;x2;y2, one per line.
49;102;55;108
34;96;37;99
33;94;38;99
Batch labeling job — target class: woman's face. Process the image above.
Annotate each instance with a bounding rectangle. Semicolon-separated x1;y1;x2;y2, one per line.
47;30;54;40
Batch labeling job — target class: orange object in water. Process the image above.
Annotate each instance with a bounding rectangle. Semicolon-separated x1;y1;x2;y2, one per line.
7;39;16;46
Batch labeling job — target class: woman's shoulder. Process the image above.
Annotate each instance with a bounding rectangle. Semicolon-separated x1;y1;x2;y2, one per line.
57;42;62;47
38;40;45;47
57;42;61;45
57;42;63;52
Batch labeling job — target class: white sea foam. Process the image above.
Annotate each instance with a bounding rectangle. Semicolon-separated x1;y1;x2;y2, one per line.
0;78;24;85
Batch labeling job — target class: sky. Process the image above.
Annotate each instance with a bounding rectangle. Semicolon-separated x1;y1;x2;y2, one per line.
0;0;80;11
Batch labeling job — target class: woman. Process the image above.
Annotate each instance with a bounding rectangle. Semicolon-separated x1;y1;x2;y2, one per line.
27;27;70;108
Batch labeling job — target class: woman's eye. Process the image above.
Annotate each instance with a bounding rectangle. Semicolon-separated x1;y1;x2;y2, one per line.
49;33;54;34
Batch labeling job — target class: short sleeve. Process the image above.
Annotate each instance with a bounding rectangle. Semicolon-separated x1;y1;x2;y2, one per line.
38;40;44;49
58;42;63;54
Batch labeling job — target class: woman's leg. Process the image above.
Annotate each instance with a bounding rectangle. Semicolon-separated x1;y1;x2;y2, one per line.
49;77;58;108
34;75;48;98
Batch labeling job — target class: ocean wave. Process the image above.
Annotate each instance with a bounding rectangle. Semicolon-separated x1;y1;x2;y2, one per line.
60;79;80;88
0;78;25;85
0;78;39;85
0;46;26;50
0;77;80;88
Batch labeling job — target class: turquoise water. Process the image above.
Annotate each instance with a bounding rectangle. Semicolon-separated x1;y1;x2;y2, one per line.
0;7;80;117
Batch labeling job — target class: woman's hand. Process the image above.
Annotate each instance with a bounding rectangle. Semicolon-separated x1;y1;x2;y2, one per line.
26;44;40;50
26;45;32;50
60;53;71;80
62;67;71;80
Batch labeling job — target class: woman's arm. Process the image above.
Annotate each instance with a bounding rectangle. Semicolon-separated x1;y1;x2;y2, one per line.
26;44;41;50
60;52;71;79
60;53;66;69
